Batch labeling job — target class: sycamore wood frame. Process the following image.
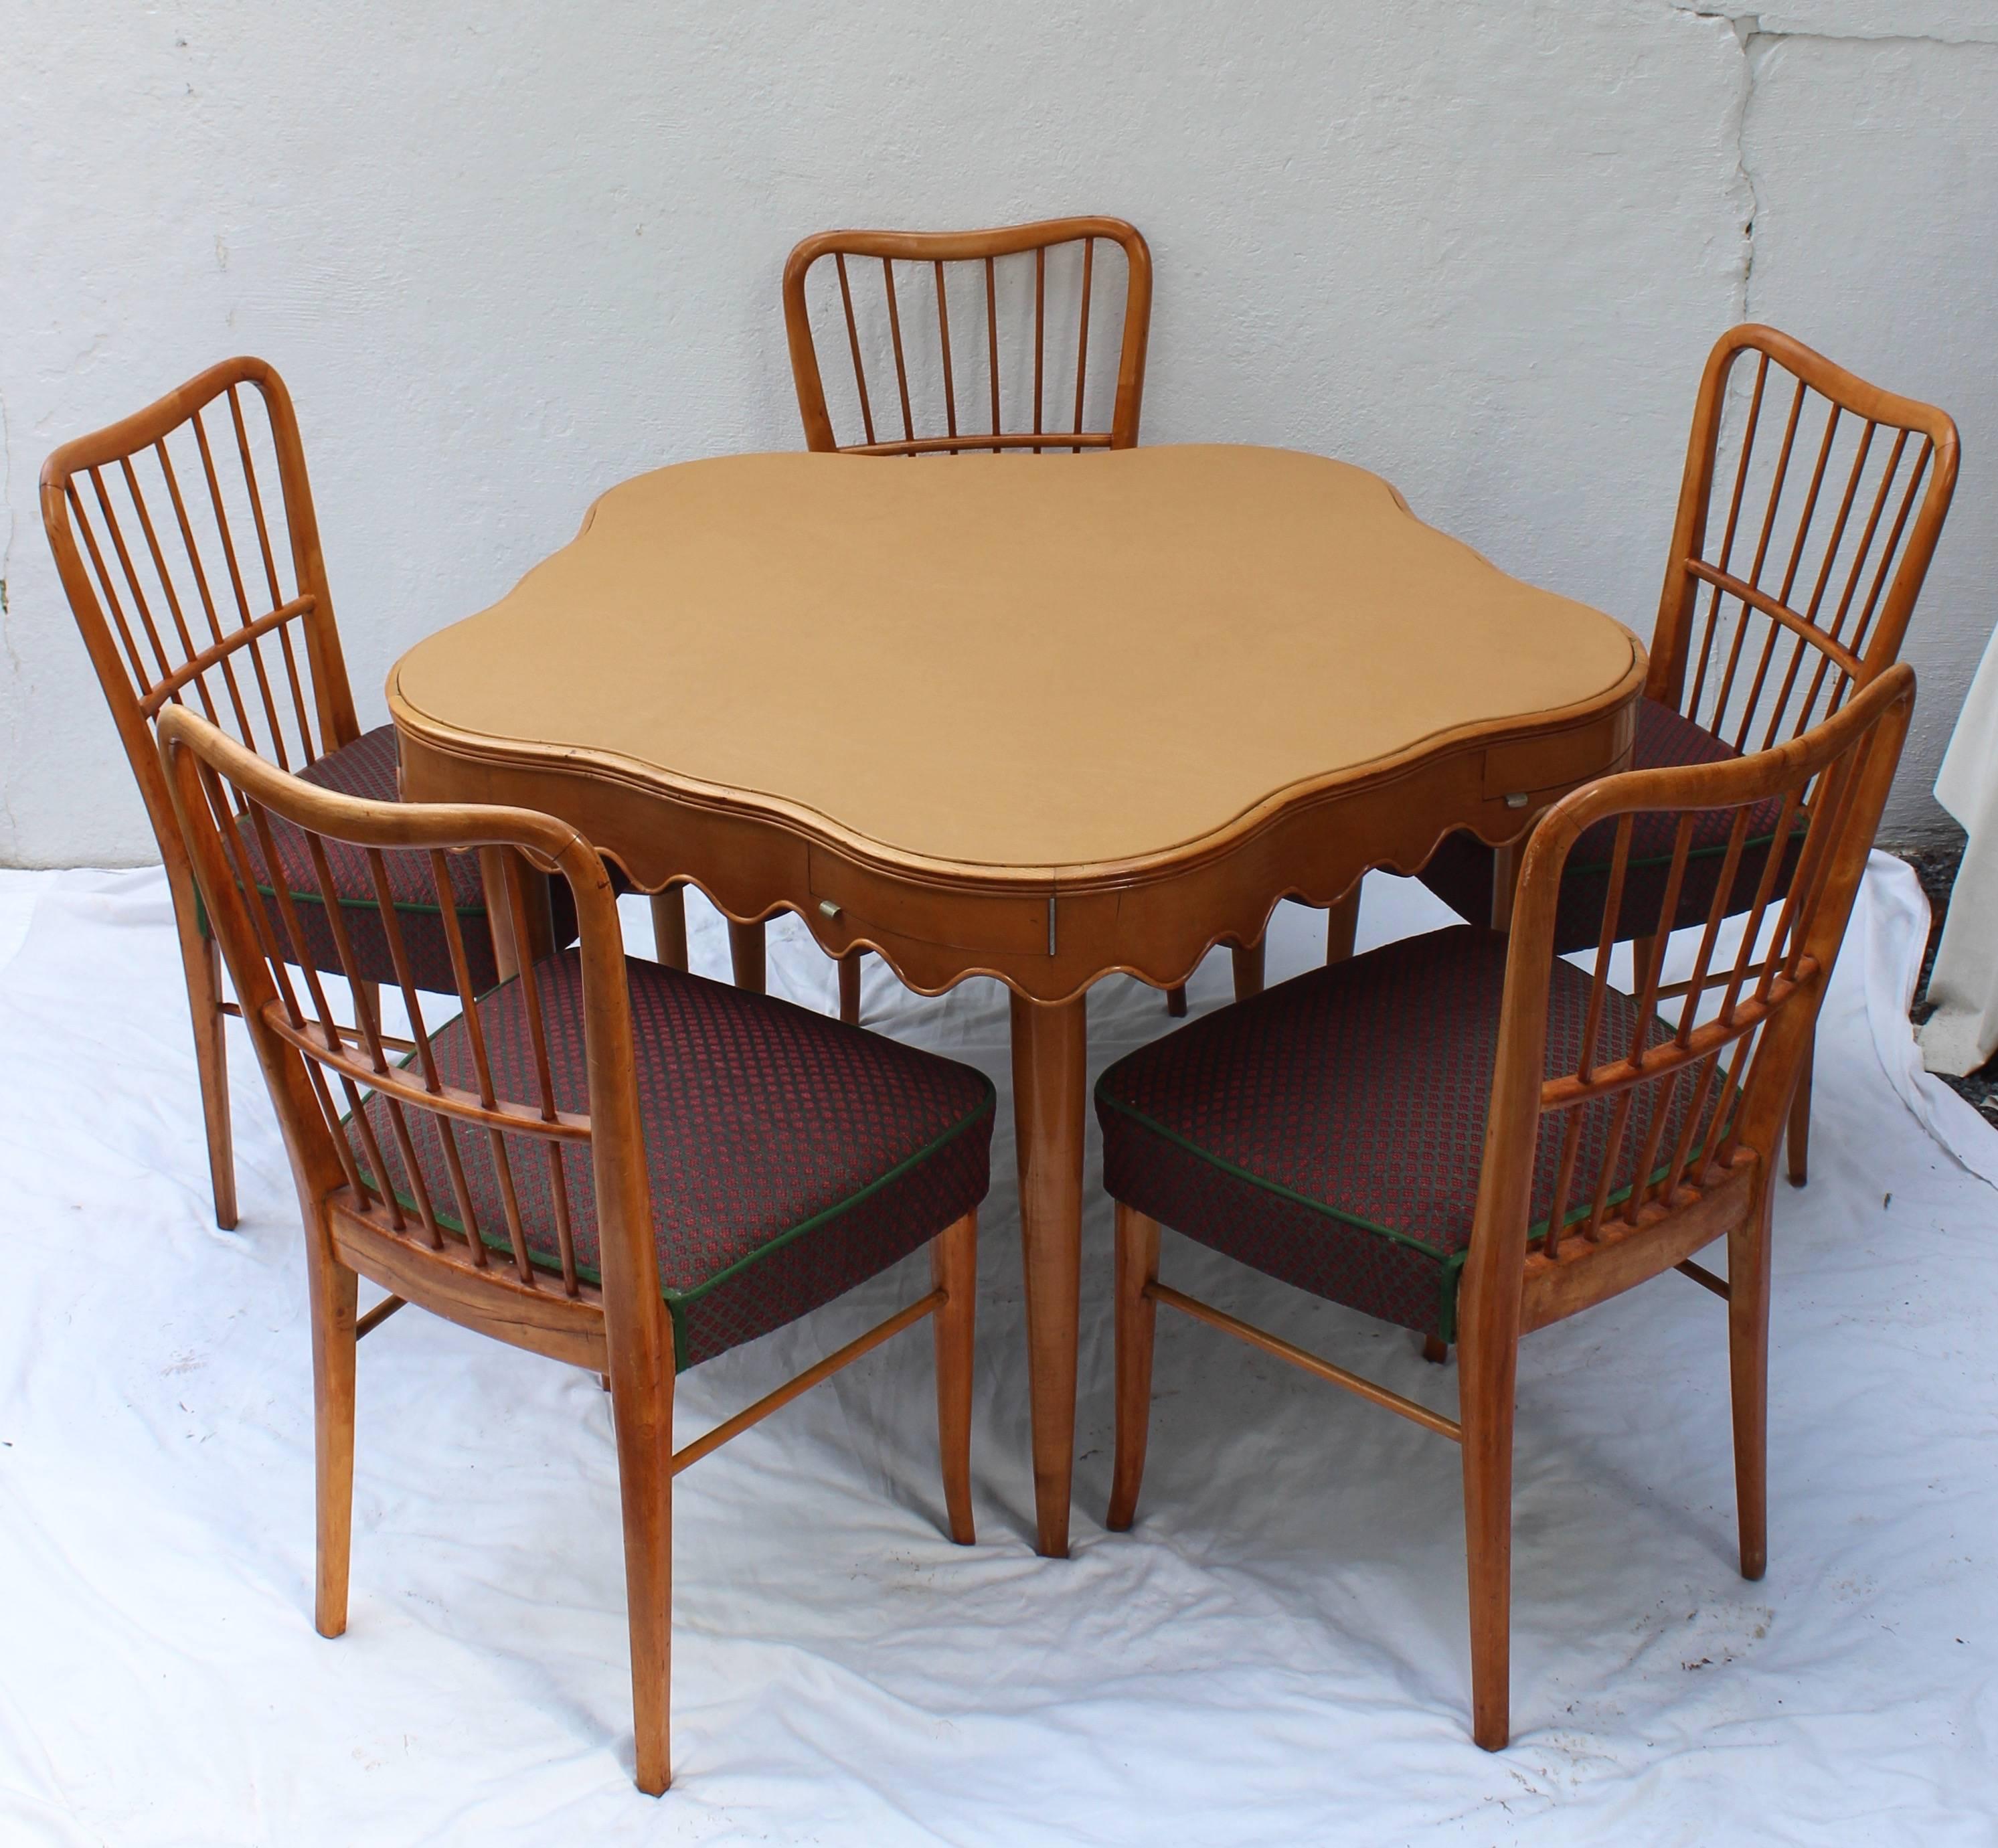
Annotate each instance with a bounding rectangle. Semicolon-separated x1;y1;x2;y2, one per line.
157;705;978;1796
1108;665;1914;1750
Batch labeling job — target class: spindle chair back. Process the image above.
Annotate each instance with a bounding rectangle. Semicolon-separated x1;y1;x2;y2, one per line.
1102;665;1913;1752
44;359;361;1228
783;217;1152;458
1417;327;1954;1184
1654;325;1954;756
159;703;985;1795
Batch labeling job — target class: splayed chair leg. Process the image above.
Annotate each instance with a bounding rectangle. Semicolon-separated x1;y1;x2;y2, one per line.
1107;1203;1161;1531
932;1211;978;1544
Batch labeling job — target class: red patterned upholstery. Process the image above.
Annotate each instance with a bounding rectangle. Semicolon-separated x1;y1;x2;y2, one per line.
353;951;994;1368
235;726;577;993
1096;926;1720;1340
1419;699;1802;950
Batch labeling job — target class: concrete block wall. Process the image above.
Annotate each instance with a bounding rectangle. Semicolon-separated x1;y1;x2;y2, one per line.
2;1;1990;863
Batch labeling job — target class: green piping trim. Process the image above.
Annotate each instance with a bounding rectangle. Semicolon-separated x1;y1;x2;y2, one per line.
1101;1084;1729;1343
1097;1091;1452;1260
350;1076;995;1369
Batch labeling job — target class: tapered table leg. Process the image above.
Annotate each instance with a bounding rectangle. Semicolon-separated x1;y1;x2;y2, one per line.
1232;941;1265;1000
728;918;767;993
1010;989;1088;1559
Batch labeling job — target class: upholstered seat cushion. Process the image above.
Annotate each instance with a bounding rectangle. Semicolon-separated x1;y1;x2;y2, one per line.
352;951;994;1368
1418;698;1802;951
1096;926;1718;1341
234;725;577;993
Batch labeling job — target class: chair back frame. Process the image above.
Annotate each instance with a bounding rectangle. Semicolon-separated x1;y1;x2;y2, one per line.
157;705;665;1376
1649;325;1956;752
1465;663;1914;1350
42;357;364;898
782;216;1153;456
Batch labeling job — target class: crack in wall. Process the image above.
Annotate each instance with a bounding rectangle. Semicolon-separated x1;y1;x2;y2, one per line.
1679;4;1993;345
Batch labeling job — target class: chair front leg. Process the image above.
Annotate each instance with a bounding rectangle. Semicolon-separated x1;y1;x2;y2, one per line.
1458;1319;1518;1751
1728;1186;1776;1580
931;1211;978;1545
306;1220;358;1639
610;1349;676;1795
1106;1203;1161;1531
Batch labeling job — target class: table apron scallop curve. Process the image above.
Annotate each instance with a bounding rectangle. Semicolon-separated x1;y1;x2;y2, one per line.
394;688;1635;1003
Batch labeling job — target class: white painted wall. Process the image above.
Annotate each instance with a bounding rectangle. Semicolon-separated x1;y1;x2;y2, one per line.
2;1;1991;864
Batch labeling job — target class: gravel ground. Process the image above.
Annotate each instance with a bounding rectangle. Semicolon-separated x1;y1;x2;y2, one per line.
1898;841;1998;1128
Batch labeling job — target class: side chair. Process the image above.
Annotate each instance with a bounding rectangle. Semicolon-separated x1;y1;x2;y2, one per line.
1418;325;1957;1189
157;703;993;1795
1095;665;1913;1752
41;357;569;1230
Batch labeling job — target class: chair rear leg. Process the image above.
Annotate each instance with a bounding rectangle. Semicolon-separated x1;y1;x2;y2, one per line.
307;1232;358;1639
1786;1027;1814;1187
839;948;864;1026
610;1359;676;1795
931;1211;977;1544
1106;1204;1161;1531
1728;1189;1775;1580
1459;1325;1517;1751
649;887;689;971
181;926;237;1230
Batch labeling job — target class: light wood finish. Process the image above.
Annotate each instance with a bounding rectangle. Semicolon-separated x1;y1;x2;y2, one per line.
40;357;362;1228
390;443;1646;1556
155;708;981;1795
1648;325;1957;1182
1106;1203;1161;1533
1106;666;1914;1750
1149;1282;1464;1443
782;217;1154;1019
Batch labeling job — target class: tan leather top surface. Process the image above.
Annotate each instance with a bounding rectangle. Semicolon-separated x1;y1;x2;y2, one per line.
391;445;1640;871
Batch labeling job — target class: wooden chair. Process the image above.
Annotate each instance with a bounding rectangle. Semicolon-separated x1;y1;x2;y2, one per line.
1418;325;1958;1187
157;703;992;1795
689;217;1174;1023
41;357;564;1230
1096;664;1913;1751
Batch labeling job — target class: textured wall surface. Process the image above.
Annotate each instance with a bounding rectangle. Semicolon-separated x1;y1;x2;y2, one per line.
1;1;1989;863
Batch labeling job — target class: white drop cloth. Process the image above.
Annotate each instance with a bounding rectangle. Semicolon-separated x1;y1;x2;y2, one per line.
1921;627;1998;1076
2;861;1994;1845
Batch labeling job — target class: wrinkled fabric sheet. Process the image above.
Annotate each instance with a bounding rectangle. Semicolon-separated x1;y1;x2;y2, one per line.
1921;624;1998;1076
1;861;1993;1846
